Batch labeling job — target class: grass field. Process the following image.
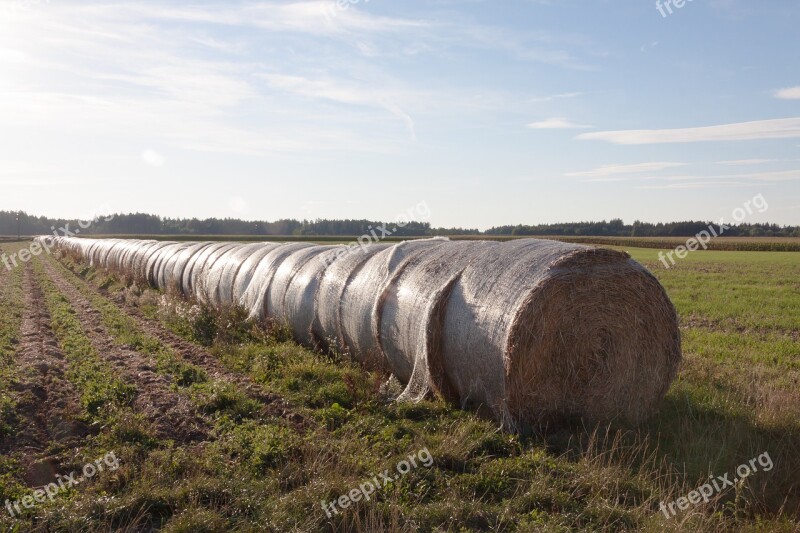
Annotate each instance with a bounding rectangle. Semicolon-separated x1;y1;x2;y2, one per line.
0;240;797;531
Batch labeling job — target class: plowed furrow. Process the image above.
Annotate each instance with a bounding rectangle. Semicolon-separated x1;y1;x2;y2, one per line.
41;261;210;443
1;265;89;485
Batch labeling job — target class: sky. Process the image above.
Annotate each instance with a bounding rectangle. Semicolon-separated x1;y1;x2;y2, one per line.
1;0;799;229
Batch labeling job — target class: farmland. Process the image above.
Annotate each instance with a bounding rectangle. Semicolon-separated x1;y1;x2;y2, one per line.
0;239;796;532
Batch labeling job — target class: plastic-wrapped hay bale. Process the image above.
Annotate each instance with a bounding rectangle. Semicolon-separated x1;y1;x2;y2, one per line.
133;242;173;282
439;239;681;429
182;243;232;298
315;243;392;352
265;246;336;326
377;240;499;400
95;239;120;268
241;243;315;321
195;243;240;304
214;243;276;308
230;243;284;307
339;238;449;365
198;244;243;305
150;243;192;288
283;246;347;346
161;242;212;292
146;242;187;287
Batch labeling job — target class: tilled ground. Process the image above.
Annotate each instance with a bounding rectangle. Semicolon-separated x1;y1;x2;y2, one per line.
1;265;89;486
63;263;308;429
40;260;210;443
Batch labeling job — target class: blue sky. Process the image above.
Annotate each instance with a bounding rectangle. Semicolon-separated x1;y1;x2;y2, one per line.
1;0;798;229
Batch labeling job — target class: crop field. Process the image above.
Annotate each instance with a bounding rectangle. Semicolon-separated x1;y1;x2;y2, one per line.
0;239;795;532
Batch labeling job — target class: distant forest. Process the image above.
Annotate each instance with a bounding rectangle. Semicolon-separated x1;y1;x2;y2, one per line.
1;211;798;238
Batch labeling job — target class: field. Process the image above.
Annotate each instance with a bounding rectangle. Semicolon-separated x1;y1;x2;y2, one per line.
0;240;797;532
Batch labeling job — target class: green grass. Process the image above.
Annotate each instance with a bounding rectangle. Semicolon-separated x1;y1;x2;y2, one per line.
0;244;24;440
0;242;796;531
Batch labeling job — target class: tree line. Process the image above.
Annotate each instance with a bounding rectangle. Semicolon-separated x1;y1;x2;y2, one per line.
1;211;797;238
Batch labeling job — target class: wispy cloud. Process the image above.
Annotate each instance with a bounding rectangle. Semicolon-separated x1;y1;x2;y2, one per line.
259;74;418;140
577;117;800;144
528;91;583;103
716;158;776;166
636;181;751;190
527;117;592;129
774;86;800;100
566;161;684;178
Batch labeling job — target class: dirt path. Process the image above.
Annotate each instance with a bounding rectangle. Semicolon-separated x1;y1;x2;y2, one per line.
40;261;210;443
0;265;89;486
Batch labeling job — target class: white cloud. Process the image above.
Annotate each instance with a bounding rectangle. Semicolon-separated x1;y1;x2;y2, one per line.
527;117;592;129
141;149;165;167
636;181;751;190
716;159;775;166
577;117;800;144
260;74;418;140
774;87;800;100
528;91;583;103
565;161;684;178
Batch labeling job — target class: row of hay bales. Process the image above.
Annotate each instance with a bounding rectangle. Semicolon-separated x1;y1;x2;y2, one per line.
40;236;681;430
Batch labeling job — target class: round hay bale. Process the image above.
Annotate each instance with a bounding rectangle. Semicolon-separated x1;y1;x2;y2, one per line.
240;243;316;321
439;239;681;430
131;241;165;282
163;242;214;293
339;238;449;365
195;243;240;305
283;246;346;347
214;243;276;308
315;243;392;352
181;243;231;299
150;243;191;288
377;240;499;400
265;246;336;324
231;243;284;306
197;244;242;305
139;241;178;284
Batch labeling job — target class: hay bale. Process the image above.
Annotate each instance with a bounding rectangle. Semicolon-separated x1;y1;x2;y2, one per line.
265;246;336;324
162;242;213;292
240;243;315;321
339;238;450;366
283;246;346;346
315;243;392;352
136;242;175;283
150;243;191;287
214;243;275;307
377;240;499;400
439;239;681;429
181;243;231;298
194;243;241;304
231;243;284;305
